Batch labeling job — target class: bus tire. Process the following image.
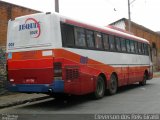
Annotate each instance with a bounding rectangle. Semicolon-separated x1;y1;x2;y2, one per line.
94;76;105;99
108;74;118;95
139;73;147;86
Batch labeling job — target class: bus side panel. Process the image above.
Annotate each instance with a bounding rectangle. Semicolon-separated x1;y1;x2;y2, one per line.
114;65;150;87
61;56;98;95
128;66;149;84
54;49;114;95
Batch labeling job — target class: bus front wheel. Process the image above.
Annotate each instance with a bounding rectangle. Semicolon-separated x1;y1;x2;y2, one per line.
94;76;105;99
108;74;118;95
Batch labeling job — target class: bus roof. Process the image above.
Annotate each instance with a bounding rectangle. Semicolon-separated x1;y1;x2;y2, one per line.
58;13;149;44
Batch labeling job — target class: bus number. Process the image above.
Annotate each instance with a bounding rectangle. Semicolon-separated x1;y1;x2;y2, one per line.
8;43;14;48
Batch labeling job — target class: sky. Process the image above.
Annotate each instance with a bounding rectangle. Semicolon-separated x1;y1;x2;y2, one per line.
2;0;160;32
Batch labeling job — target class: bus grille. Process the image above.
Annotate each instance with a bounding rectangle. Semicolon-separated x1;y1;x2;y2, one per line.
66;68;79;80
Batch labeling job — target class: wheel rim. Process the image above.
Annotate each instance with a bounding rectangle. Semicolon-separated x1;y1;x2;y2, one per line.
97;79;104;96
95;77;105;98
110;75;117;94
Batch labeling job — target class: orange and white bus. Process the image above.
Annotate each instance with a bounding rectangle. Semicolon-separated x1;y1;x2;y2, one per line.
7;13;153;99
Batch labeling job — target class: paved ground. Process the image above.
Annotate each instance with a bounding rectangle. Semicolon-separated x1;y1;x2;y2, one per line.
0;72;159;109
0;74;160;120
1;78;160;114
0;93;50;109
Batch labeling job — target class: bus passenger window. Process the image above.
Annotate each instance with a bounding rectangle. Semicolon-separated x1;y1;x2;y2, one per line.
115;37;121;51
94;32;103;49
109;35;115;51
86;30;94;48
142;43;145;54
147;45;150;56
120;38;126;52
144;44;147;55
61;23;75;47
134;41;138;54
126;39;131;53
74;27;86;47
145;44;149;55
130;40;135;53
138;42;142;54
103;34;109;50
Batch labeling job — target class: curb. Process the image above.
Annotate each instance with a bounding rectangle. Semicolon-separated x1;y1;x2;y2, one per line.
153;73;160;78
0;96;51;109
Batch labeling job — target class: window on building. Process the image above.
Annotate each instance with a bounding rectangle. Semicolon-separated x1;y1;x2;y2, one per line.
74;27;86;47
152;42;157;56
109;35;115;51
103;34;110;50
86;30;95;48
61;23;75;47
94;32;103;49
121;38;126;52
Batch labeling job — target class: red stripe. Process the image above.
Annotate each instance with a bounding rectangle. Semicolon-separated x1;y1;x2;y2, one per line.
8;58;53;69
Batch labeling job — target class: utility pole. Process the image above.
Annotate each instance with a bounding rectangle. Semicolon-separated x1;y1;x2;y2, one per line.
128;0;131;32
128;0;136;32
55;0;59;13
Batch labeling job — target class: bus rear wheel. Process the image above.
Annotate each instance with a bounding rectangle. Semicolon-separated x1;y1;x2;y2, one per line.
94;76;105;99
108;74;118;95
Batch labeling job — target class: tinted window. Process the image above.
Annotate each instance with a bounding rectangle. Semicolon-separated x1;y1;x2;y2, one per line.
115;37;121;51
121;38;126;52
61;23;75;47
86;30;94;48
103;34;109;50
134;41;138;54
147;45;150;56
130;40;135;53
74;27;86;47
94;32;103;49
138;42;142;54
109;35;115;51
126;39;131;52
142;43;145;54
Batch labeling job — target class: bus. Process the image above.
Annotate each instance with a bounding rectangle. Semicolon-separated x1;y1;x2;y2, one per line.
7;12;153;99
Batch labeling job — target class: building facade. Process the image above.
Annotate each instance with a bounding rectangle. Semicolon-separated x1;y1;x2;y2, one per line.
0;1;40;47
0;1;40;93
110;18;160;71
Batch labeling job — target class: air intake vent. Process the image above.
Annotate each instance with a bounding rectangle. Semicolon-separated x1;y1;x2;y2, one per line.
66;67;79;80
